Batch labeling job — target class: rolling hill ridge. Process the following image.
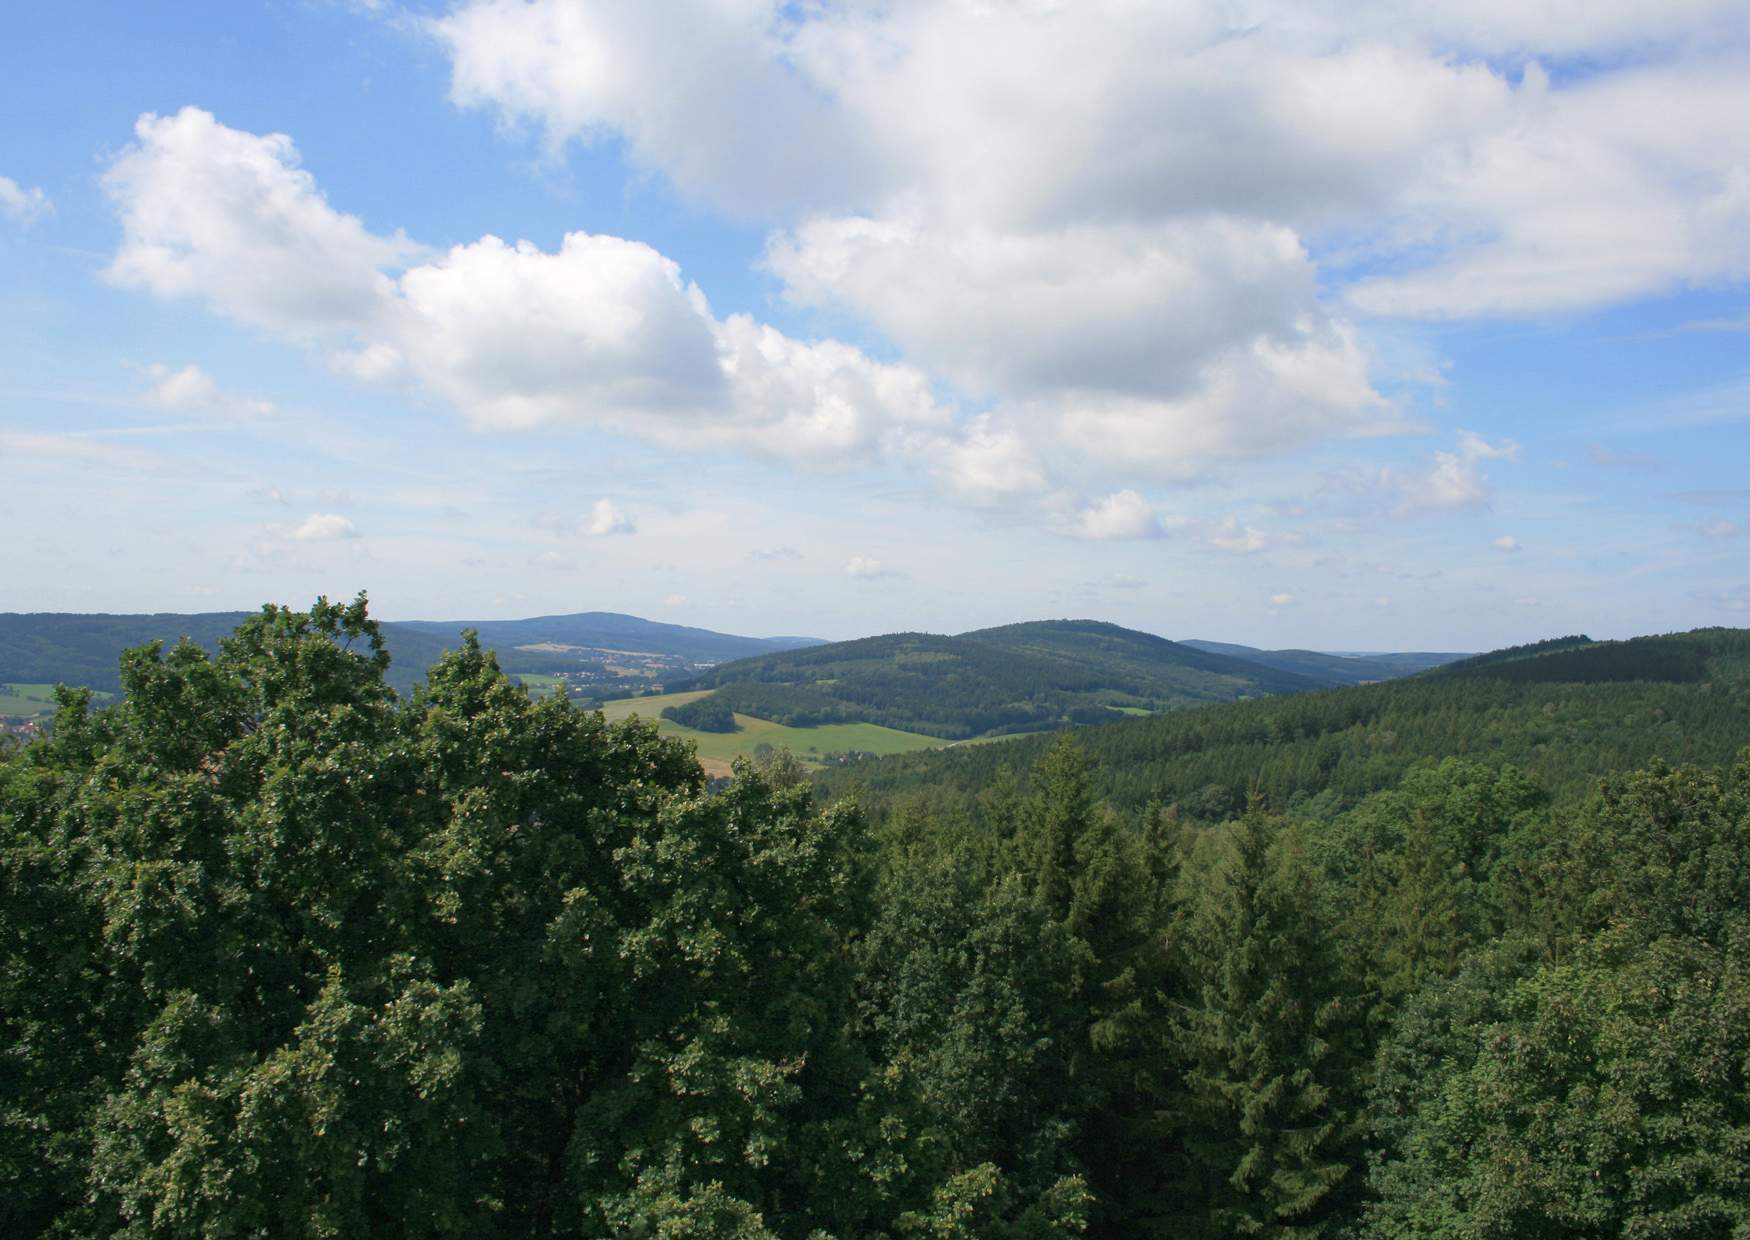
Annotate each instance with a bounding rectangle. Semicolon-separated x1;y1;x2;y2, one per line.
678;619;1338;740
813;625;1750;816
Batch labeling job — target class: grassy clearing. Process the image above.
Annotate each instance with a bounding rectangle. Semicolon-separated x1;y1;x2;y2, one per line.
0;683;112;719
595;689;951;777
513;673;566;696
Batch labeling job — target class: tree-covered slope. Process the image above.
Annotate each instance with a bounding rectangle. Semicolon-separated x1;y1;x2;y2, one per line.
680;620;1322;740
1180;639;1471;685
816;626;1750;818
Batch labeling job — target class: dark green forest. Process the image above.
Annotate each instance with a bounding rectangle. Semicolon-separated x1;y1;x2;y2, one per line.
661;694;742;733
6;603;1750;1237
816;627;1750;820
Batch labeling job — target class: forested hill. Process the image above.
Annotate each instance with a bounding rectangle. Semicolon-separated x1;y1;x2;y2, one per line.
0;608;820;699
393;611;822;663
676;619;1326;740
1179;639;1470;685
815;625;1750;817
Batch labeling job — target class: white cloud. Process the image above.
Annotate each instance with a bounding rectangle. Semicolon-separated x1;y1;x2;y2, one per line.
1071;490;1161;541
662;592;689;607
1164;514;1279;555
1698;518;1739;539
1269;592;1298;609
431;0;878;216
844;555;898;579
394;231;723;430
1458;431;1520;462
586;497;635;536
1393;431;1519;512
292;512;359;541
143;363;276;419
101;109;947;474
927;414;1049;508
436;0;1750;331
103;108;417;339
1492;534;1522;552
0;176;51;225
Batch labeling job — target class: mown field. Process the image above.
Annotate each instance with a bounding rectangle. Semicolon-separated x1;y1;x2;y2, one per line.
595;689;951;776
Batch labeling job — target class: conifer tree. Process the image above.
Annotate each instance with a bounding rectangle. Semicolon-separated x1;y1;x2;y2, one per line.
1168;805;1361;1238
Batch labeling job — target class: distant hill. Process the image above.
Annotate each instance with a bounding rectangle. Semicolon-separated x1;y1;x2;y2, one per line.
814;626;1750;816
674;619;1325;740
394;612;822;666
0;609;822;703
1179;639;1471;686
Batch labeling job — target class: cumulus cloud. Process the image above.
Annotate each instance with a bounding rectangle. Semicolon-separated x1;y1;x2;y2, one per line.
0;175;51;225
586;497;635;536
101;108;947;473
1493;534;1522;552
1071;491;1161;541
1393;431;1519;512
103;108;417;338
436;0;1750;327
431;0;879;216
143;363;276;419
108;0;1750;522
292;512;359;541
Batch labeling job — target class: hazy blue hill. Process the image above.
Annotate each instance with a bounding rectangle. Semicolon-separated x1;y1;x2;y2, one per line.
0;612;459;698
814;625;1750;816
1180;638;1471;686
0;609;822;702
679;619;1324;740
394;611;823;665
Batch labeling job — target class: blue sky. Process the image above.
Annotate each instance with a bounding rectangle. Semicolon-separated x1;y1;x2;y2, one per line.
2;0;1746;649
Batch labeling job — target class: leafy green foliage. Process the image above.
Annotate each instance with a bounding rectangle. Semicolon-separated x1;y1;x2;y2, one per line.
0;598;1085;1238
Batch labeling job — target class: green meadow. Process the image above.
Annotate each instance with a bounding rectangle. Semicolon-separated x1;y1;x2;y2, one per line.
512;672;566;696
0;683;112;719
595;689;950;776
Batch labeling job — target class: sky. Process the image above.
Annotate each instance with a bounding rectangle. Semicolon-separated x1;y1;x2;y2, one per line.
1;0;1747;650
